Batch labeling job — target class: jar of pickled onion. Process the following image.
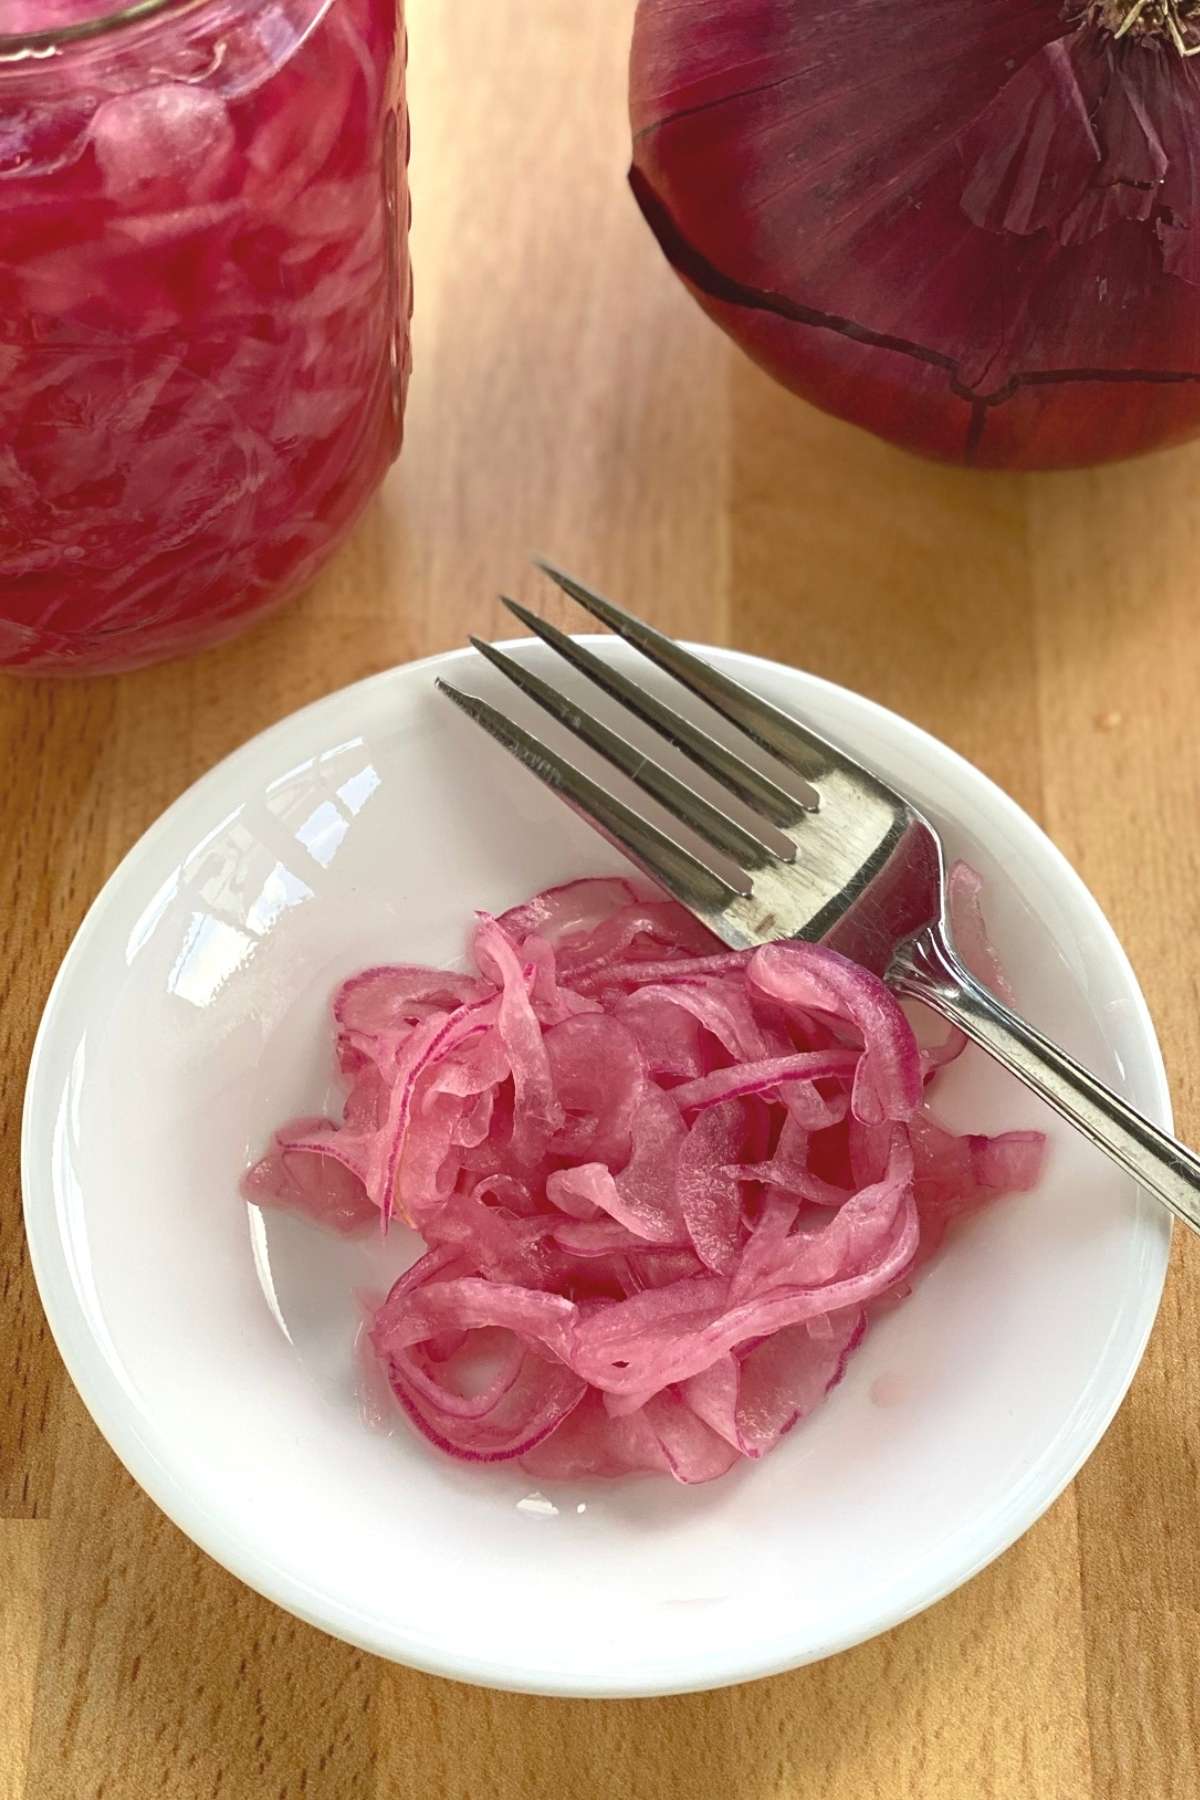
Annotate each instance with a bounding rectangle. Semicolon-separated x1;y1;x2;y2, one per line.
0;0;410;674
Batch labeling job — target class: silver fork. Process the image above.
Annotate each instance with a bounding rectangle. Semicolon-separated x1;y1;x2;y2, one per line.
438;562;1200;1236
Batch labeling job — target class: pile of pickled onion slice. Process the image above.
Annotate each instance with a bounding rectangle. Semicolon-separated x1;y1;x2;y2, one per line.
246;876;1044;1483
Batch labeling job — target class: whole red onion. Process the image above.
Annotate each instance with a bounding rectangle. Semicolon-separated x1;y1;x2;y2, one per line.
629;0;1200;468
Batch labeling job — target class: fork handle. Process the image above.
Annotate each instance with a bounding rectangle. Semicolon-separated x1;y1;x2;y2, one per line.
889;922;1200;1236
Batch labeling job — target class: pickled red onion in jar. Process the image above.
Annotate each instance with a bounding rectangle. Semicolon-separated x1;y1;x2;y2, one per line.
0;0;411;673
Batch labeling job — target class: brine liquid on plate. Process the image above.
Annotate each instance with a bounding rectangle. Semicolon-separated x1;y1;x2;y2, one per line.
0;0;412;674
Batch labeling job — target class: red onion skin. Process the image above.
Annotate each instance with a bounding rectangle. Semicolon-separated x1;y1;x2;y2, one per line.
630;0;1200;469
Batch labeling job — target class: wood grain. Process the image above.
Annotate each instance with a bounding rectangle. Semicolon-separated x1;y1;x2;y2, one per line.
0;1523;47;1800
2;2;1198;1795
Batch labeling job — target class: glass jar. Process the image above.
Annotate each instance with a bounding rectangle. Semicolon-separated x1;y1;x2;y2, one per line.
0;0;410;674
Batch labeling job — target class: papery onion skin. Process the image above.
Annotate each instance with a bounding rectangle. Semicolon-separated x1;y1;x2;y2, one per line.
629;0;1200;469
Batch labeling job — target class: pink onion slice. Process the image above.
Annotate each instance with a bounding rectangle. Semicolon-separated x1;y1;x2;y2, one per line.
247;872;1044;1481
749;943;924;1123
497;876;640;945
335;964;489;1045
683;1308;866;1460
617;976;775;1064
369;1251;587;1462
947;861;1016;1004
543;1013;645;1165
670;1049;859;1113
243;1119;378;1235
383;1340;588;1463
520;1387;739;1483
676;1100;747;1274
553;899;722;984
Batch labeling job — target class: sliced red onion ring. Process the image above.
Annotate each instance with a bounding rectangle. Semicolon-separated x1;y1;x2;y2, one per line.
749;942;924;1124
247;874;1044;1481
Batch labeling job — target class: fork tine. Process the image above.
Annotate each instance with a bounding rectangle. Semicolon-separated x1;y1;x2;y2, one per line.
436;679;751;910
534;560;849;789
470;636;791;870
501;597;811;829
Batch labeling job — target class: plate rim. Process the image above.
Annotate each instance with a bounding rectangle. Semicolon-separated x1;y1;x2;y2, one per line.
21;640;1173;1697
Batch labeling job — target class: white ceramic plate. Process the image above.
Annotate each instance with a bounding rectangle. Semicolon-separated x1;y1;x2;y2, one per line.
23;641;1171;1698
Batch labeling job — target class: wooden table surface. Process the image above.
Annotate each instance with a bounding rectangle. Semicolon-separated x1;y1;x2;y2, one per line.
4;4;1200;1796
